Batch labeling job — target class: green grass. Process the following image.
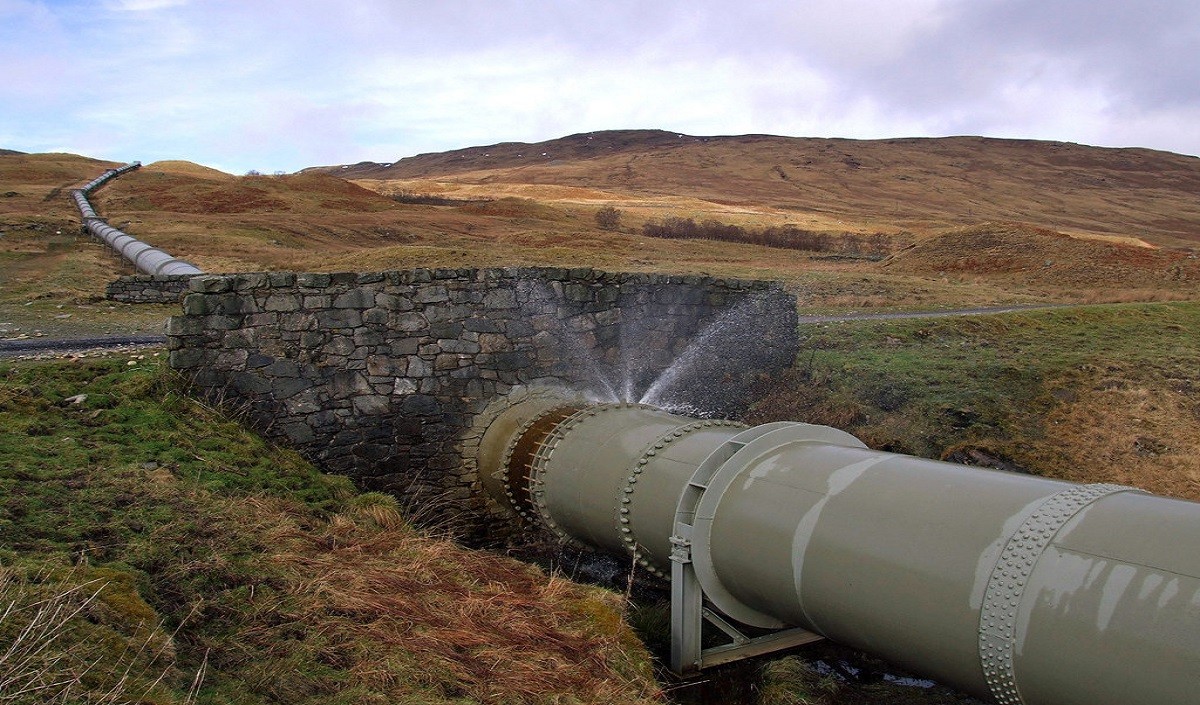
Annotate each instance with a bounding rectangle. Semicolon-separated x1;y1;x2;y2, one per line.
751;301;1200;491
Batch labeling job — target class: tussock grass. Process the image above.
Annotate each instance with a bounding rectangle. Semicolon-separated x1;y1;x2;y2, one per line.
0;358;659;704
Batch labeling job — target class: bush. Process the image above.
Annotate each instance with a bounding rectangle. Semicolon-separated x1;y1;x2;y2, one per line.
640;216;898;257
595;205;622;230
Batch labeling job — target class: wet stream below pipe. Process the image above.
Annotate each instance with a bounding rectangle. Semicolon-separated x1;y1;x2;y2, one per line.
661;646;982;705
517;543;982;705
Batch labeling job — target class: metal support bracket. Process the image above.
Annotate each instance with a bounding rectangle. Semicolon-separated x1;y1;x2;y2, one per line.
669;530;822;675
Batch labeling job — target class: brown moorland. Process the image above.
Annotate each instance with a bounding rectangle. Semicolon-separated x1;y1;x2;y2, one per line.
313;130;1200;248
3;133;1200;704
7;132;1199;334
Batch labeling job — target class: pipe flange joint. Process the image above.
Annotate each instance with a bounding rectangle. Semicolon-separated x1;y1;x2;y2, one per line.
978;482;1141;705
617;419;747;580
526;409;586;544
529;404;643;545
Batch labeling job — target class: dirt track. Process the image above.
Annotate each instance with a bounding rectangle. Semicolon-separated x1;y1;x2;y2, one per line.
0;334;166;358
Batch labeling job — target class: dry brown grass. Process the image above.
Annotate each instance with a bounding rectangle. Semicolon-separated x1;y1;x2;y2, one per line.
333;132;1200;248
1035;379;1200;499
12;139;1199;315
883;222;1200;299
233;495;661;704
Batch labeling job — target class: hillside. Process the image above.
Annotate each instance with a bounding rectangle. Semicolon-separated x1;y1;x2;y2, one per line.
312;131;1200;248
0;357;661;704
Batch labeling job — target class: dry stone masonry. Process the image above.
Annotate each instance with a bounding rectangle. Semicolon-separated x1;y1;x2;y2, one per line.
166;266;798;533
107;273;199;303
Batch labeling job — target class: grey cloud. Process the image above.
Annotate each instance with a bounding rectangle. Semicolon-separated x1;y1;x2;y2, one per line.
4;0;1199;170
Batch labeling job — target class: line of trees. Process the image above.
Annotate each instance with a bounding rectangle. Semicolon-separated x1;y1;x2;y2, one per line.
641;217;900;258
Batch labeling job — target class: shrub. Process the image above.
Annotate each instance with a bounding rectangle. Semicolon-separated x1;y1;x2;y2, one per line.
594;205;622;230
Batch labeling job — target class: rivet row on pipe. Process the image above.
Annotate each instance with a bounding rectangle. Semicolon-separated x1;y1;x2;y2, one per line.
70;162;204;276
478;392;1200;705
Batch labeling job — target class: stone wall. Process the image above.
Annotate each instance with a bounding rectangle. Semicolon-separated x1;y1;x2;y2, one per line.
107;274;199;303
166;266;798;534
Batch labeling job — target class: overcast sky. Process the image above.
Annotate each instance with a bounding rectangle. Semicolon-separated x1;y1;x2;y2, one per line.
3;0;1199;173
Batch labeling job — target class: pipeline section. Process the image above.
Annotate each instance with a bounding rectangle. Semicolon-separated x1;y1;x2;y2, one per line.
71;163;204;276
478;396;1200;705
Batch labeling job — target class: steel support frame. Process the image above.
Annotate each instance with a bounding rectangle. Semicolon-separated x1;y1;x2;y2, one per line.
669;530;823;675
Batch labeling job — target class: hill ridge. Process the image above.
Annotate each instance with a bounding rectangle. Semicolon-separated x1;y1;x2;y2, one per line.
310;130;1200;247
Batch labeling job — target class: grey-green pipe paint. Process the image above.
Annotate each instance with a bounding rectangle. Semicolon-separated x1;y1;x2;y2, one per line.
480;397;1200;705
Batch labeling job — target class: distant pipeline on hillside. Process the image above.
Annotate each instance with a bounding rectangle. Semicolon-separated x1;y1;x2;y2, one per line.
71;163;204;276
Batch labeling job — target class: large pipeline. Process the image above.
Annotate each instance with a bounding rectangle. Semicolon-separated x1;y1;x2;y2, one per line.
477;393;1200;705
70;163;204;276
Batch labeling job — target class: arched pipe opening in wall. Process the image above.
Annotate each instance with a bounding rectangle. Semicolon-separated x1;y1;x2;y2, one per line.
475;390;1200;705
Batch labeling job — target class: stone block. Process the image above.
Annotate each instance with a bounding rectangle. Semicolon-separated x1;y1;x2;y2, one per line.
316;309;362;328
422;303;472;323
334;289;375;309
406;356;432;377
563;282;592;302
393;312;427;332
375;293;414;311
274;377;314;399
264;294;301;312
214;349;248;368
483;288;518;309
223;329;257;349
266;359;300;378
363;308;389;325
488;351;532;371
329;371;371;400
354;329;383;346
401;394;441;415
435;353;461;371
478;333;510;353
323;336;356;356
367;355;406;376
231;371;272;394
189;275;233;293
429;322;464;339
232;272;269;290
168;348;204;369
464;317;502;333
206;315;244;331
279;421;315;443
439;338;480;354
181;293;211;315
165;316;203;336
389;338;420;355
414;286;449;303
296;273;331;287
353;395;390;415
246;353;273;368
